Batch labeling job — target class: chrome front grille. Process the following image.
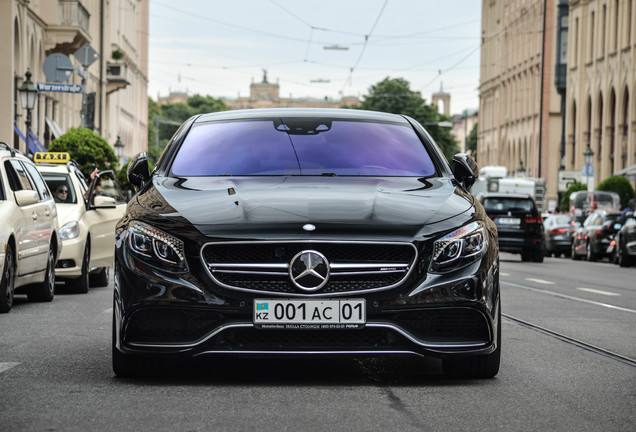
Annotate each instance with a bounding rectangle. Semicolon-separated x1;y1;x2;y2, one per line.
200;241;418;296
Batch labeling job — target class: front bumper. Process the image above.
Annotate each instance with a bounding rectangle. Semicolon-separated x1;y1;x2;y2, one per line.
54;236;85;279
113;240;500;360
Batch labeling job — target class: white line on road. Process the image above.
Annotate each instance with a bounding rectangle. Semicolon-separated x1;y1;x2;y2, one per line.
577;287;620;296
0;362;20;374
502;281;636;314
525;278;556;285
500;272;510;276
103;308;113;314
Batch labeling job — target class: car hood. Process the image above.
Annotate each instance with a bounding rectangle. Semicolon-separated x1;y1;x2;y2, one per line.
130;176;474;239
55;203;83;227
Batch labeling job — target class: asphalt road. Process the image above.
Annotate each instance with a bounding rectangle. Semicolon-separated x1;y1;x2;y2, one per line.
1;254;635;431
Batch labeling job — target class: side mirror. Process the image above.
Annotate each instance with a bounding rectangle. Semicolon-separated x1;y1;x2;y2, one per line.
127;152;150;191
92;195;117;209
14;190;39;206
451;153;478;189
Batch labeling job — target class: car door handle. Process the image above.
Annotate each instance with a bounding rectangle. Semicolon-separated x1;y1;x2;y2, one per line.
32;212;38;220
45;209;51;217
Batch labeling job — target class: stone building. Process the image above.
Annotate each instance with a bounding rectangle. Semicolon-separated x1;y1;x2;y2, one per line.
563;0;635;187
1;0;149;163
479;0;636;206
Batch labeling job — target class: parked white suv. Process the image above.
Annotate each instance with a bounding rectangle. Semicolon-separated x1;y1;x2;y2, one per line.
0;143;61;313
35;153;126;293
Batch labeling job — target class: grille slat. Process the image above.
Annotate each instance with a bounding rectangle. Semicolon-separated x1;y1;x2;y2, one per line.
201;241;417;296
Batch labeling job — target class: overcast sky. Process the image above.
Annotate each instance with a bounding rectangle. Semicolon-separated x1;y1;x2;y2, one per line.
148;0;482;115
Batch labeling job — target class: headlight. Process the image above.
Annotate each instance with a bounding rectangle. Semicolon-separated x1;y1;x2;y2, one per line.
432;221;488;270
126;221;187;272
59;221;80;240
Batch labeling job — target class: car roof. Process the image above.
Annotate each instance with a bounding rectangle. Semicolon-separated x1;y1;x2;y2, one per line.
195;108;409;124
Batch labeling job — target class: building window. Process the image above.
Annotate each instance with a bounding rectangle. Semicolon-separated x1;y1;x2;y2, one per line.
589;11;595;62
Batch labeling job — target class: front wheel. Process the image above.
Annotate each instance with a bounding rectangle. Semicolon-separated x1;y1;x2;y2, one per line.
71;242;90;294
586;242;597;261
618;245;634;267
90;267;110;287
27;248;55;302
0;244;16;313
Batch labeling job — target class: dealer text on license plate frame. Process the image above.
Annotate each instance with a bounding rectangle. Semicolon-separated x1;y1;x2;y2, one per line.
254;299;366;329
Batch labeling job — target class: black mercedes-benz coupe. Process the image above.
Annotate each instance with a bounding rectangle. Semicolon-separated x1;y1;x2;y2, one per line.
113;108;501;378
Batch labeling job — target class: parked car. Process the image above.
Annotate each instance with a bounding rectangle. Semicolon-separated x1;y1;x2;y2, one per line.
543;214;574;257
112;108;501;379
35;153;127;293
571;209;622;261
478;192;544;262
614;211;636;267
0;143;61;313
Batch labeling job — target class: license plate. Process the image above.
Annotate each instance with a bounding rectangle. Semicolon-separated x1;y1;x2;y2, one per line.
254;299;366;329
497;217;521;225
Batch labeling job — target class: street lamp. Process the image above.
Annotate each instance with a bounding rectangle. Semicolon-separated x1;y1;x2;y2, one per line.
18;69;38;153
517;159;526;177
114;135;124;158
583;141;595;191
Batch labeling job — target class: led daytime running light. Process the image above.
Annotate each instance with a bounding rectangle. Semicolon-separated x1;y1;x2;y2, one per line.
128;221;185;264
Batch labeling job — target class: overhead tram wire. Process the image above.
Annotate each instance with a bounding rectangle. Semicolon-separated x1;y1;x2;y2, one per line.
340;0;388;95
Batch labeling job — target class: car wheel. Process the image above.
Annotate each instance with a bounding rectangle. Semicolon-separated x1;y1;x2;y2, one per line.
586;242;597;262
90;267;110;288
618;245;634;267
112;298;150;377
0;244;16;313
532;251;544;263
27;248;55;302
71;242;90;294
521;252;531;262
571;243;581;260
443;300;501;379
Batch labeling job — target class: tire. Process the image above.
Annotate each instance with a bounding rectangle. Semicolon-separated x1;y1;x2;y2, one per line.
112;298;151;377
71;242;90;294
532;251;544;263
27;248;55;302
442;301;501;379
90;267;110;288
521;252;531;262
0;244;16;313
618;245;634;267
586;242;597;262
571;243;581;260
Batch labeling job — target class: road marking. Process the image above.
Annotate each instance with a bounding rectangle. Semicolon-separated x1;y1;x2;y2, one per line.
103;308;113;314
502;281;636;314
577;287;620;296
500;272;510;276
525;278;555;285
0;362;20;374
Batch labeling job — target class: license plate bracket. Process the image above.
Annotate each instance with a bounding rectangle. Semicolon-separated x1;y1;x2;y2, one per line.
254;299;366;329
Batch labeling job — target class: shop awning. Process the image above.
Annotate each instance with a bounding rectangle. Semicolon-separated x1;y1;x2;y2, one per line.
45;117;65;139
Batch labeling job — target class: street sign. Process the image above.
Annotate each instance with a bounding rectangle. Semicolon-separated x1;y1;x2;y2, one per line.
558;169;582;192
74;43;99;67
37;82;82;93
42;53;73;83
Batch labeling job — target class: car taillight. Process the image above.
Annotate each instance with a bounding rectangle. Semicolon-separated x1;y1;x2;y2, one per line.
550;228;567;235
525;217;540;224
596;229;603;236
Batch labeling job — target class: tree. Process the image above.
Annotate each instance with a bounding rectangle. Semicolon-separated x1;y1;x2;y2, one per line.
597;176;636;208
357;77;459;160
560;182;587;212
49;127;119;178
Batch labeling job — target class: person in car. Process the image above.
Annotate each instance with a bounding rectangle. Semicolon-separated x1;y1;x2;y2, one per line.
621;199;636;223
54;185;69;203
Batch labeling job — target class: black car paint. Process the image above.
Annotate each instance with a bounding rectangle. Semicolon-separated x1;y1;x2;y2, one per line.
113;109;500;377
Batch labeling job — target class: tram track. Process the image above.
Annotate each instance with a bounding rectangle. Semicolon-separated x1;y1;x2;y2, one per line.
503;313;636;368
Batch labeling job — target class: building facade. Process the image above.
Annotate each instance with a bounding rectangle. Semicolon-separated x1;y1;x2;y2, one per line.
479;0;565;208
564;0;635;186
1;0;149;164
479;0;636;207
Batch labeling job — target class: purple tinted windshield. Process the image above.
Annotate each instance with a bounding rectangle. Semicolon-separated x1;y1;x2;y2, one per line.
171;120;436;176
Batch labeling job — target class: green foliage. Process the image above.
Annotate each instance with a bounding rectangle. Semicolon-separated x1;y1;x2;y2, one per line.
49;127;119;178
147;142;164;167
467;122;478;158
149;94;228;150
117;161;133;197
560;182;587;212
111;49;124;60
356;77;459;161
597;176;636;208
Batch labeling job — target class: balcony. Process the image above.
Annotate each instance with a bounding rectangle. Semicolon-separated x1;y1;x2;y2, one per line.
106;61;131;94
45;1;91;56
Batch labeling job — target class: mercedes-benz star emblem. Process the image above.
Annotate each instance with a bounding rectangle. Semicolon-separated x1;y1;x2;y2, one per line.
289;250;330;291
